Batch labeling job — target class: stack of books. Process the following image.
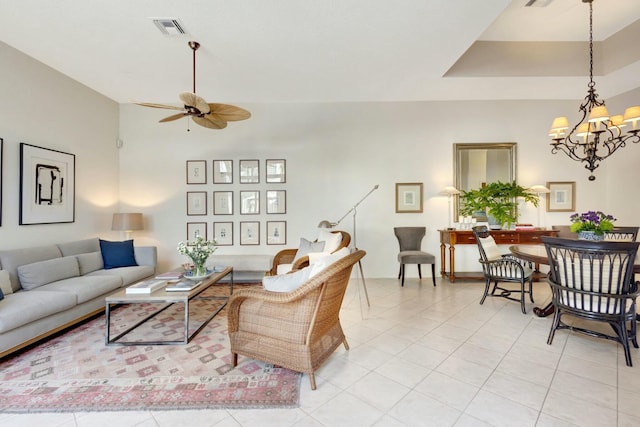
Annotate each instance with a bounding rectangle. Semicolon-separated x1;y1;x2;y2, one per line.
165;279;203;292
125;279;166;294
515;223;536;230
155;271;182;280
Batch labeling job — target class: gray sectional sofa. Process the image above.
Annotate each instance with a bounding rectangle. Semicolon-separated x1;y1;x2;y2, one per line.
0;237;157;358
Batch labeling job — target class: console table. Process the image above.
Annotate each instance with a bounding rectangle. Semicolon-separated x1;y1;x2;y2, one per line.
439;229;558;282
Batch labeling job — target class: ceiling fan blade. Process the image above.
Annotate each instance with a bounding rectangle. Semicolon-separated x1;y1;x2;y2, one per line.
192;115;227;130
208;103;252;121
179;92;210;114
159;113;187;123
135;102;184;111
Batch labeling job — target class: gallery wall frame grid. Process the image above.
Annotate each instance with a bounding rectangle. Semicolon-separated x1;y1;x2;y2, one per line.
213;221;234;246
240;221;260;245
186;191;207;216
213;160;233;184
546;181;576;212
186;222;207;241
266;190;286;214
213;191;234;215
266;159;286;183
239;159;260;184
19;143;76;225
240;190;260;215
186;160;207;184
267;221;286;245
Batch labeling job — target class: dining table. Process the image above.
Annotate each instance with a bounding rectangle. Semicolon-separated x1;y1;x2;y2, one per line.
509;244;640;317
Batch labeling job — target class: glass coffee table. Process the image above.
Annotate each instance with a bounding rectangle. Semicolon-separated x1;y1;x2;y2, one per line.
105;267;233;346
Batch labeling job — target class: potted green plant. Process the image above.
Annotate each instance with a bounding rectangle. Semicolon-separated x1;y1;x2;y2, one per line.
459;181;539;230
569;210;616;240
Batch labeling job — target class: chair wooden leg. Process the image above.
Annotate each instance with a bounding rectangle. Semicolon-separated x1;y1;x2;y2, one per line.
309;373;317;390
231;353;238;367
397;265;402;280
431;264;436;286
401;264;405;286
343;337;350;350
418;264;422;279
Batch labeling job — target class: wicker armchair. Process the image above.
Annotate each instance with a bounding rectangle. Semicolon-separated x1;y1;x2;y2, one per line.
543;237;639;366
228;249;365;390
266;230;351;276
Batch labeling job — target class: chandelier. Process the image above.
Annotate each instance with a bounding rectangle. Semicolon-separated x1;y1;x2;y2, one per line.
548;0;640;181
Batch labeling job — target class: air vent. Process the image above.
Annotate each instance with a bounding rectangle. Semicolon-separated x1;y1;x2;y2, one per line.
151;18;188;36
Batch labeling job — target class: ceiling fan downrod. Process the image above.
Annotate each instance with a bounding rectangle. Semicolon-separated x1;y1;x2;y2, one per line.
188;41;200;94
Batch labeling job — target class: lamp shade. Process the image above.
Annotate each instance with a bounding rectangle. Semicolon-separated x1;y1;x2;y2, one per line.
623;106;640;129
528;185;550;194
441;186;460;195
588;105;609;123
549;116;569;132
317;220;336;229
112;213;143;231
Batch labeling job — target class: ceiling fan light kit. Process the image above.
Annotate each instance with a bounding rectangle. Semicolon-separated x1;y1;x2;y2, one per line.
137;41;250;130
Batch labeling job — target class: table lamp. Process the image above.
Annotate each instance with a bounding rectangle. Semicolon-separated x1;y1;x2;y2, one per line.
440;186;460;229
112;213;144;240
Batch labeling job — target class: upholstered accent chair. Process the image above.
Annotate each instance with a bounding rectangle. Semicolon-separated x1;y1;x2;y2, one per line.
472;225;534;314
267;230;351;276
394;227;436;286
542;237;639;366
228;249;366;390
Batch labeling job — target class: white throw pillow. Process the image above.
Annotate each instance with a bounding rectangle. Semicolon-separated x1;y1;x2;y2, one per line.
318;229;342;253
478;236;502;261
309;247;351;278
293;238;326;262
262;266;312;292
0;270;13;295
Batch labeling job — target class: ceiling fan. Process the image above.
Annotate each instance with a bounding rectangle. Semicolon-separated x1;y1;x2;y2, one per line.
136;41;250;130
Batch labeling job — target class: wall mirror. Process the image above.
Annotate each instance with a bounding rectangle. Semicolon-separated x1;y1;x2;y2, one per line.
453;142;517;219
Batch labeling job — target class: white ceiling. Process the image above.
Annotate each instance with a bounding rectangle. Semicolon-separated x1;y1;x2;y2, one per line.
1;0;639;104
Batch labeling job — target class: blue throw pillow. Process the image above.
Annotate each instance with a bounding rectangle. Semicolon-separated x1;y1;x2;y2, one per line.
99;239;138;269
0;287;4;301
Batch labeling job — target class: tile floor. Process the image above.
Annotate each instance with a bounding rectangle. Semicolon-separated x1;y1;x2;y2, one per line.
1;276;639;427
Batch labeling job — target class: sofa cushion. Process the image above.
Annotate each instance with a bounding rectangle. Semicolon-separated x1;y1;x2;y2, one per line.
88;265;154;286
37;275;122;304
0;291;77;334
0;245;62;291
262;266;312;292
0;270;12;295
293;238;325;262
99;239;138;269
17;256;80;290
57;237;100;257
76;252;104;275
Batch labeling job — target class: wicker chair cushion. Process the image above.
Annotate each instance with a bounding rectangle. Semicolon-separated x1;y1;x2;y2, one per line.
478;236;502;261
293;238;325;262
262;266;312;292
318;229;343;253
309;247;351;277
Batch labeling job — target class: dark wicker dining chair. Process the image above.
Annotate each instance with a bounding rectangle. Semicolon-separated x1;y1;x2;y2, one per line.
472;226;534;314
542;236;640;366
604;226;639;241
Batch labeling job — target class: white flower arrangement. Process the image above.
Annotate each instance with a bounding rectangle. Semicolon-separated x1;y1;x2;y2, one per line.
177;235;217;269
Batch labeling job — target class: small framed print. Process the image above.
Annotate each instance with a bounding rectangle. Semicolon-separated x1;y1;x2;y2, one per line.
213;221;234;246
240;221;260;245
546;181;576;212
266;159;286;183
395;182;423;213
240;190;260;214
213;191;233;215
187;191;207;215
240;159;259;184
266;190;286;214
186;160;207;184
213;160;233;184
187;222;207;241
267;221;286;245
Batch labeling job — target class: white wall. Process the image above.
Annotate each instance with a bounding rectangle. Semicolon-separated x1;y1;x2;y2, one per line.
119;94;640;277
0;41;120;250
3;38;638;280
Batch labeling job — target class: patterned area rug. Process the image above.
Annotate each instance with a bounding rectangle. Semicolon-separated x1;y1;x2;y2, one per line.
0;285;301;413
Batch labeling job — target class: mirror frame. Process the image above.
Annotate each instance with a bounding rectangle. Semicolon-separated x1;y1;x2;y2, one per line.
453;142;517;219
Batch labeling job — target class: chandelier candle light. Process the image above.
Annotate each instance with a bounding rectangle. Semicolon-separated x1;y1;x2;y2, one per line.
177;235;217;277
548;0;640;181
